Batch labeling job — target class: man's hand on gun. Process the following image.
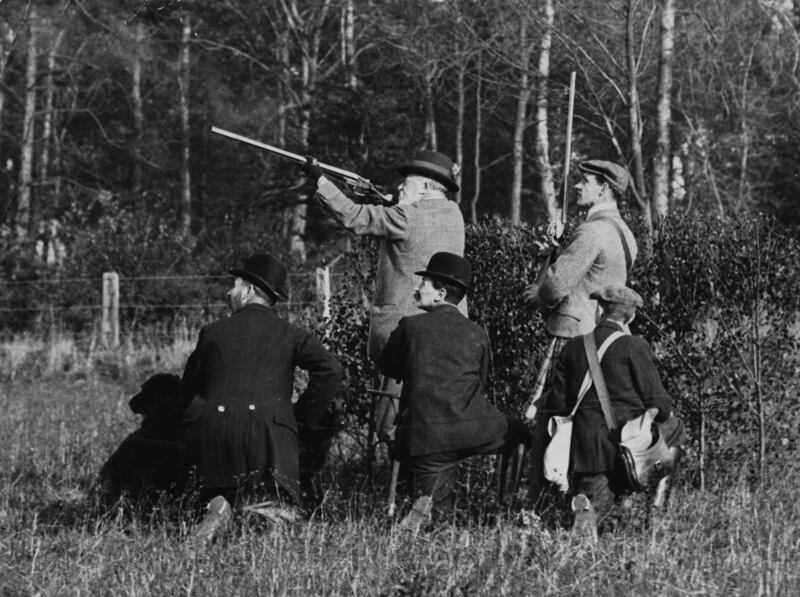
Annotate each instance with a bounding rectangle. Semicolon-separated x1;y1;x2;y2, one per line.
302;155;324;184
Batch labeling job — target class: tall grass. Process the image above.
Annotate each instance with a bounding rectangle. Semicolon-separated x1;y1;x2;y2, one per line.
2;377;799;595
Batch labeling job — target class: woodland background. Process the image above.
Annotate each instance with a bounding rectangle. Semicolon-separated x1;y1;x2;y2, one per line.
0;0;798;272
1;3;800;593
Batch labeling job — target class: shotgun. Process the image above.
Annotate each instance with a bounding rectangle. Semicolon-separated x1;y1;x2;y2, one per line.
523;71;577;421
211;127;391;204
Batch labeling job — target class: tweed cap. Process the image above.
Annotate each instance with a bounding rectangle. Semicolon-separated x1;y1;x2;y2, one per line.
590;286;643;307
578;160;630;195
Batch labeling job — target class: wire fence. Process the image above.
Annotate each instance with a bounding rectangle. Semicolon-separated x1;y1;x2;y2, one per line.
0;271;350;346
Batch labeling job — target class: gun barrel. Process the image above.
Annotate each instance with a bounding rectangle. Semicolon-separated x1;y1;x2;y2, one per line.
210;126;366;183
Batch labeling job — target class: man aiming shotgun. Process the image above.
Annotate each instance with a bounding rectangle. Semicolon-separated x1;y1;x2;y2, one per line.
300;151;468;466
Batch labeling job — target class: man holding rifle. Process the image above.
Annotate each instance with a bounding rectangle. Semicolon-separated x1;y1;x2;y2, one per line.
301;151;467;450
523;160;639;505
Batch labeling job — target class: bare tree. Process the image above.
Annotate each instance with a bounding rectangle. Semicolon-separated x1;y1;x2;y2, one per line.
652;0;675;221
535;0;557;224
178;10;192;238
510;17;534;225
131;20;146;194
17;4;38;239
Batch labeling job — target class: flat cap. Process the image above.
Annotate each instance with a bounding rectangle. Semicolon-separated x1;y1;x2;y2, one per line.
590;286;643;307
578;160;630;195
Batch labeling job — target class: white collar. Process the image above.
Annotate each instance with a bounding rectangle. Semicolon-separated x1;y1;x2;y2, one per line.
587;201;618;217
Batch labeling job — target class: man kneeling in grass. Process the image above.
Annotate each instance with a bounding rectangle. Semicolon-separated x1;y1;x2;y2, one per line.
377;252;530;530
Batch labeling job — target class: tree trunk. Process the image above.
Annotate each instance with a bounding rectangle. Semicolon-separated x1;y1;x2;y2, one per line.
39;26;65;189
424;73;437;150
652;0;675;222
17;6;38;240
132;21;145;194
178;11;192;238
626;0;649;225
341;0;358;89
535;0;557;224
511;19;533;225
454;49;466;205
470;50;483;223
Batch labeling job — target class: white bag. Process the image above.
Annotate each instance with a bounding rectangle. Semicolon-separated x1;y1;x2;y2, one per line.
543;331;624;493
543;415;573;492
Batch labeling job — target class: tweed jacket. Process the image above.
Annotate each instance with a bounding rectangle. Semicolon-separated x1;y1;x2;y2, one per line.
377;304;508;459
181;303;342;500
542;319;672;474
535;206;638;338
316;177;467;359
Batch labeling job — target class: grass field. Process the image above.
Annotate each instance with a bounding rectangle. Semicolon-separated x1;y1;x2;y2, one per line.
1;377;798;596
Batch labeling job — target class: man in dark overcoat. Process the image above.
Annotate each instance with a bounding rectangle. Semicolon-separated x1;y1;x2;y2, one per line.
377;252;529;526
303;152;467;445
541;286;685;533
181;254;342;535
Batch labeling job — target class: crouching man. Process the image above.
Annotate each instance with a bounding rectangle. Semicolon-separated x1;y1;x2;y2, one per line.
542;286;686;536
377;252;530;529
181;253;342;541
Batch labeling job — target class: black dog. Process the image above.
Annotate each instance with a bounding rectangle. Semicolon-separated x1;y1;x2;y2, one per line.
97;373;187;506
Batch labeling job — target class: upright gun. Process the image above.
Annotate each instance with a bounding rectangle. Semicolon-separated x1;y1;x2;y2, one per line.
211;127;390;204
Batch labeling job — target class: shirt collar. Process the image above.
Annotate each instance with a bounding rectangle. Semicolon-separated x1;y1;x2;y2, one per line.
598;318;631;335
587;201;619;218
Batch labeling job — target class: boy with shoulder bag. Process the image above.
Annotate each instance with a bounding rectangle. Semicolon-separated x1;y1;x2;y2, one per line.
541;285;686;536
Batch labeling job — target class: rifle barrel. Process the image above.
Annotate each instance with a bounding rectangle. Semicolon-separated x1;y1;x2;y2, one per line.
560;72;577;224
210;126;366;183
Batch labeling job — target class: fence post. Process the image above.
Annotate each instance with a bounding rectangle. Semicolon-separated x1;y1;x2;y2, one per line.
315;266;332;319
102;272;120;348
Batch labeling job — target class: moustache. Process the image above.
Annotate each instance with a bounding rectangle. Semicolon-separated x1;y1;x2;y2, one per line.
413;291;421;301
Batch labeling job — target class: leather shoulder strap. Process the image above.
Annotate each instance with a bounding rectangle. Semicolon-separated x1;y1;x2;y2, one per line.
583;332;618;431
596;217;633;275
570;331;624;418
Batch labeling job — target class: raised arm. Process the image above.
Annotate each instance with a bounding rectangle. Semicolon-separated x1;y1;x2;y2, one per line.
315;177;410;239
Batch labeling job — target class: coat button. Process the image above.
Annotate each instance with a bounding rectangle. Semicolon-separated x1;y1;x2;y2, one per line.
217;405;225;413
248;404;255;411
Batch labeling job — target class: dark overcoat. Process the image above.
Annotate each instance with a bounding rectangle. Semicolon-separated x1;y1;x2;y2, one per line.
181;303;342;500
543;319;673;474
377;304;508;458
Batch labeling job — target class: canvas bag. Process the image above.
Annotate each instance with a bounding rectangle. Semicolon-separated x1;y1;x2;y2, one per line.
543;331;624;493
583;333;676;492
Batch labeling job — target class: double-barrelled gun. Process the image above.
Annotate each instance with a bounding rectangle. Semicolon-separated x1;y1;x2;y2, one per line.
211;127;390;204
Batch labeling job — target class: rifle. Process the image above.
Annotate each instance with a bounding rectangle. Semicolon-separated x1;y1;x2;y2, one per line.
211;127;391;204
523;71;577;422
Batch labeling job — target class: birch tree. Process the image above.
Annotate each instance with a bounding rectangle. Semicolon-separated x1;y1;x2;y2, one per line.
178;10;192;238
17;4;37;239
651;0;674;221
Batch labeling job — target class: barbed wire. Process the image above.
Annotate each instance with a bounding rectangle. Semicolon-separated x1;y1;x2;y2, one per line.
0;301;321;313
0;272;343;286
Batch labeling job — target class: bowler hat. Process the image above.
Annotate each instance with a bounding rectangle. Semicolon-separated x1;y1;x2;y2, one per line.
230;253;288;302
590;286;643;307
415;252;472;290
398;150;460;192
578;160;631;196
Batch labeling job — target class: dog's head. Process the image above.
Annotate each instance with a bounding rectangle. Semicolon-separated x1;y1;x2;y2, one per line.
129;373;183;420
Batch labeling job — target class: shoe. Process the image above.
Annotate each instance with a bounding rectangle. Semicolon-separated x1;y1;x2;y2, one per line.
398;496;432;535
571;494;597;543
193;495;232;544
